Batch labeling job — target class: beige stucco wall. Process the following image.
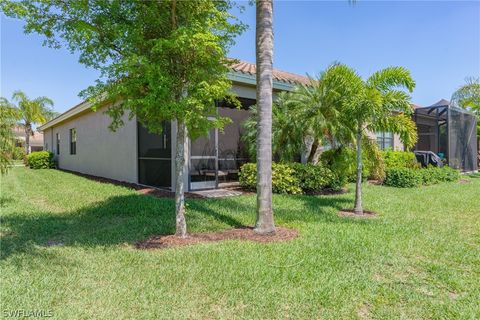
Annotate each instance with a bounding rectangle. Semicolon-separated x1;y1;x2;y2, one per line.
44;106;138;183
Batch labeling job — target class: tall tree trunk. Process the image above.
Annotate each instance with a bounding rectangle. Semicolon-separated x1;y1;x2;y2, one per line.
255;0;275;234
307;138;320;164
24;123;31;155
354;124;363;215
175;120;188;238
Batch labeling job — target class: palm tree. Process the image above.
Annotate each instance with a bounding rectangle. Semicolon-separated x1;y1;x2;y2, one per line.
255;0;275;234
10;91;54;154
289;64;361;163
344;66;417;215
243;92;305;162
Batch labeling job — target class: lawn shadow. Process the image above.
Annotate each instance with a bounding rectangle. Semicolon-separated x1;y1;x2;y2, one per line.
1;194;176;260
1;188;366;260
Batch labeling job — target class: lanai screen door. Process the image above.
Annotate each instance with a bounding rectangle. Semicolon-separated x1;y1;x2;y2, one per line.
189;128;218;190
188;99;254;191
138;121;172;188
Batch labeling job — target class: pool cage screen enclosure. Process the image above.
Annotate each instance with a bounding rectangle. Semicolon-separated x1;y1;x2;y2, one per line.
414;101;478;172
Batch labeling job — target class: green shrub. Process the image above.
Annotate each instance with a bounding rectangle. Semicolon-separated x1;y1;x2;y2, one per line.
239;162;346;195
12;146;26;161
381;150;419;169
384;166;460;188
26;151;55;169
384;167;422;188
420;166;460;185
288;162;342;193
239;163;302;194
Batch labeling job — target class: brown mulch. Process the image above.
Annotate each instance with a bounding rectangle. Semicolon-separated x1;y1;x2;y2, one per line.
135;226;298;250
338;209;378;219
458;179;471;184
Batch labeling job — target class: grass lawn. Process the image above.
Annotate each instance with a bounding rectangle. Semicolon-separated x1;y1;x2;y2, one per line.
1;167;479;319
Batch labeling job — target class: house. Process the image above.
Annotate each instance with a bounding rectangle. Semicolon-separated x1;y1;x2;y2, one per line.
39;60;405;191
12;126;44;153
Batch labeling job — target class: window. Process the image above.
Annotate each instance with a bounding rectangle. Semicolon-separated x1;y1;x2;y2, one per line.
70;128;77;155
56;133;60;155
376;132;393;150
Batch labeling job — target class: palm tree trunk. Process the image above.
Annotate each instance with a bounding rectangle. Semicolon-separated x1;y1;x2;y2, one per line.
307;138;320;164
354;124;363;215
175;120;188;238
24;123;31;155
255;0;275;234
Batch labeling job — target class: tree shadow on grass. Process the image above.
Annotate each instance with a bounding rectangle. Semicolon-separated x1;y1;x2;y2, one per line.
1;190;370;260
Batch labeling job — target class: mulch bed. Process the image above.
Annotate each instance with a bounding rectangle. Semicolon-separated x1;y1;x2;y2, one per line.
135;226;298;250
458;179;471;184
338;209;377;219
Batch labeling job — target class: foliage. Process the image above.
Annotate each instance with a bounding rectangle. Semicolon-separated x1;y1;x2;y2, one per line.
26;151;55;169
240;162;346;194
420;166;460;185
334;64;417;213
384;166;460;188
12;146;26;161
243;92;305;162
383;167;422;188
288;162;343;193
1;1;244;138
320;143;384;183
239;163;302;195
381;150;419;169
243;63;370;164
1;91;55;155
0;99;19;174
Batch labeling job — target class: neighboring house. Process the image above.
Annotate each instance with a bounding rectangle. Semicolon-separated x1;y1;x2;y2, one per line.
414;99;478;172
12;125;44;153
39;60;406;191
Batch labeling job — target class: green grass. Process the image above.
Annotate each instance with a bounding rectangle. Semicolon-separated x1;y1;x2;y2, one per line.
1;167;479;319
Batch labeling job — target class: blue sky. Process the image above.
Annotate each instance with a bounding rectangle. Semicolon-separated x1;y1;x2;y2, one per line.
1;1;479;114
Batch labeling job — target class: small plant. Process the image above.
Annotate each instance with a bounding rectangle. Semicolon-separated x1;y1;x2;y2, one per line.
26;151;54;169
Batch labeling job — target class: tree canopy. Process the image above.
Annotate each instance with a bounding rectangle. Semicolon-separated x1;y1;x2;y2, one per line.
1;0;245;137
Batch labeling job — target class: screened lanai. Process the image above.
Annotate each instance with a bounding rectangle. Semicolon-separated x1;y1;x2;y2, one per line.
414;99;478;172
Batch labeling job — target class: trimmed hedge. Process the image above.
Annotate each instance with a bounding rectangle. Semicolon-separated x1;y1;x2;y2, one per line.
239;162;343;195
26;151;55;169
384;166;460;188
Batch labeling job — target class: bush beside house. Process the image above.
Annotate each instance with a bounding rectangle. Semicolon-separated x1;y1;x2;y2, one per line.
26;151;55;169
239;162;343;195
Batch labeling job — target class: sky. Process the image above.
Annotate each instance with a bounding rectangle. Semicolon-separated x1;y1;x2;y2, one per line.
1;1;479;114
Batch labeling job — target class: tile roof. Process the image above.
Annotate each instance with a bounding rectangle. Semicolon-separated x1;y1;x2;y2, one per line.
230;60;311;86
